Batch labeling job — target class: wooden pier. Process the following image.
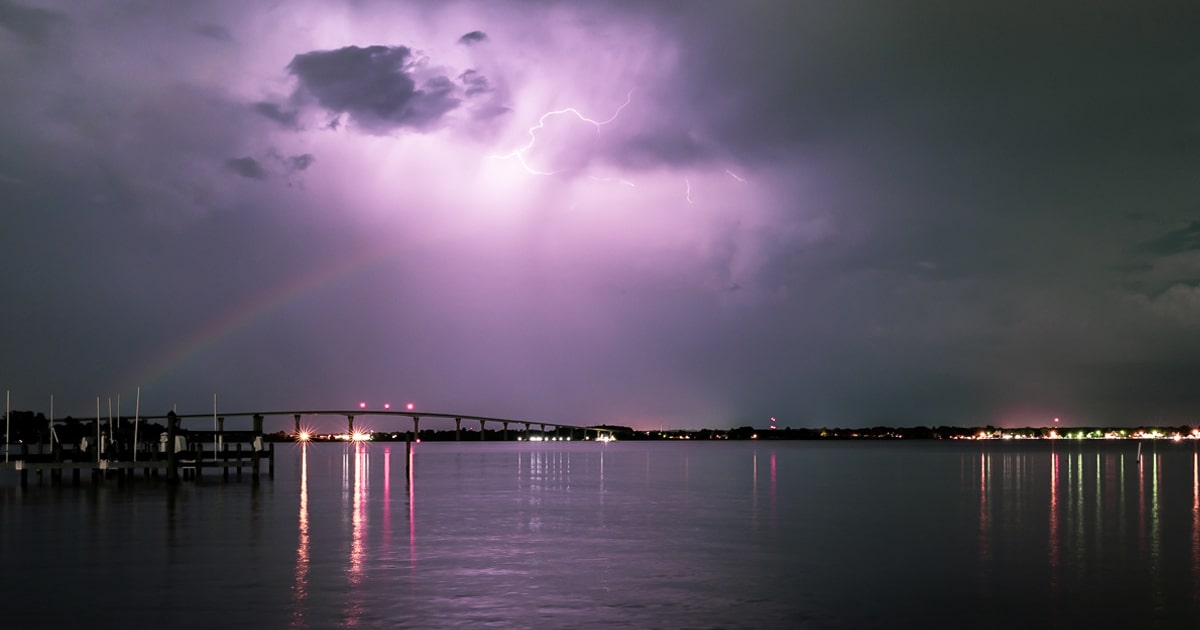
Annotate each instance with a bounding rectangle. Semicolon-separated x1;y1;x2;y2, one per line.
0;411;274;487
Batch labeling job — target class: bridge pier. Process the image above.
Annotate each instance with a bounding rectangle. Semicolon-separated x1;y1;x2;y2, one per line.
524;422;531;441
455;417;461;441
479;420;486;440
502;421;509;441
294;414;301;436
413;416;420;441
347;415;355;435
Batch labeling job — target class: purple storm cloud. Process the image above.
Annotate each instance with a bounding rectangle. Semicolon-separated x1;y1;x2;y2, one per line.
2;0;1200;432
288;45;463;133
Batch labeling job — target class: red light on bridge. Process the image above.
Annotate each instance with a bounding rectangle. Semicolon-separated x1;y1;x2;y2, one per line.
359;402;366;409
406;403;414;411
384;403;391;410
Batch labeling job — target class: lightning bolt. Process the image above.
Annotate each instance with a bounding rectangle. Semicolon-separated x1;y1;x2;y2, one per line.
684;178;694;204
491;90;633;176
725;169;746;183
588;175;636;188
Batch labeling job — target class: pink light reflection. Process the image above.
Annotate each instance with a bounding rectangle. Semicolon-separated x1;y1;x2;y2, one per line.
979;452;989;562
409;441;416;568
770;450;776;499
1049;450;1059;593
383;447;391;554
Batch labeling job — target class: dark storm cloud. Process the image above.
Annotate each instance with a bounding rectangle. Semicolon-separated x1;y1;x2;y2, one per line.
458;30;487;45
224;152;314;181
0;0;64;44
192;23;232;42
1139;220;1200;255
253;101;300;129
655;2;1200;170
458;69;489;97
226;156;267;180
287;45;461;133
284;153;314;173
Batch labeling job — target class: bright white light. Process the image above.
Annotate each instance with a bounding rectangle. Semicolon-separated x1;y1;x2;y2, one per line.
384;403;391;410
406;402;414;411
297;431;311;442
351;431;371;442
359;402;366;409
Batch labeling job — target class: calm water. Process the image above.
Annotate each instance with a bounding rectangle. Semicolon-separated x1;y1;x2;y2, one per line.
3;440;1200;628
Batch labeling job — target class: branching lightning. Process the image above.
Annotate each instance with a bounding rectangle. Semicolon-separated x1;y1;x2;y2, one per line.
490;90;749;207
491;90;633;176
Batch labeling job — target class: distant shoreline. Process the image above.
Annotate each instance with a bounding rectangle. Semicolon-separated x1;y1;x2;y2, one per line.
271;425;1200;442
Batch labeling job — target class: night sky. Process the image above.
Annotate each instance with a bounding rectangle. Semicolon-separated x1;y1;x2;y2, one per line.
3;1;1200;431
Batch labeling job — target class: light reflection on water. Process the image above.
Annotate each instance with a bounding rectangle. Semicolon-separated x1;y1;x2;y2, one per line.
1049;450;1058;591
971;441;1200;623
1194;451;1200;602
290;444;309;628
4;440;1200;628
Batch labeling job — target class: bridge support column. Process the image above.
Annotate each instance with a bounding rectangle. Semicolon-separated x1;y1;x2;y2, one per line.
294;414;301;436
413;416;420;441
503;421;509;441
479;420;486;440
347;415;355;435
525;423;531;441
455;417;461;441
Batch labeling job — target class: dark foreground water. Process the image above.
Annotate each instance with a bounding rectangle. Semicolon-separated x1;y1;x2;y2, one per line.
3;440;1200;628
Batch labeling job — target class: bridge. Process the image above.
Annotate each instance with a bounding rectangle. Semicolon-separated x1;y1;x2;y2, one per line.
145;408;617;442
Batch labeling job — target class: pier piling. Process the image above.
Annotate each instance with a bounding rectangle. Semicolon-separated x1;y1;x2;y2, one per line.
166;411;179;484
251;414;263;485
